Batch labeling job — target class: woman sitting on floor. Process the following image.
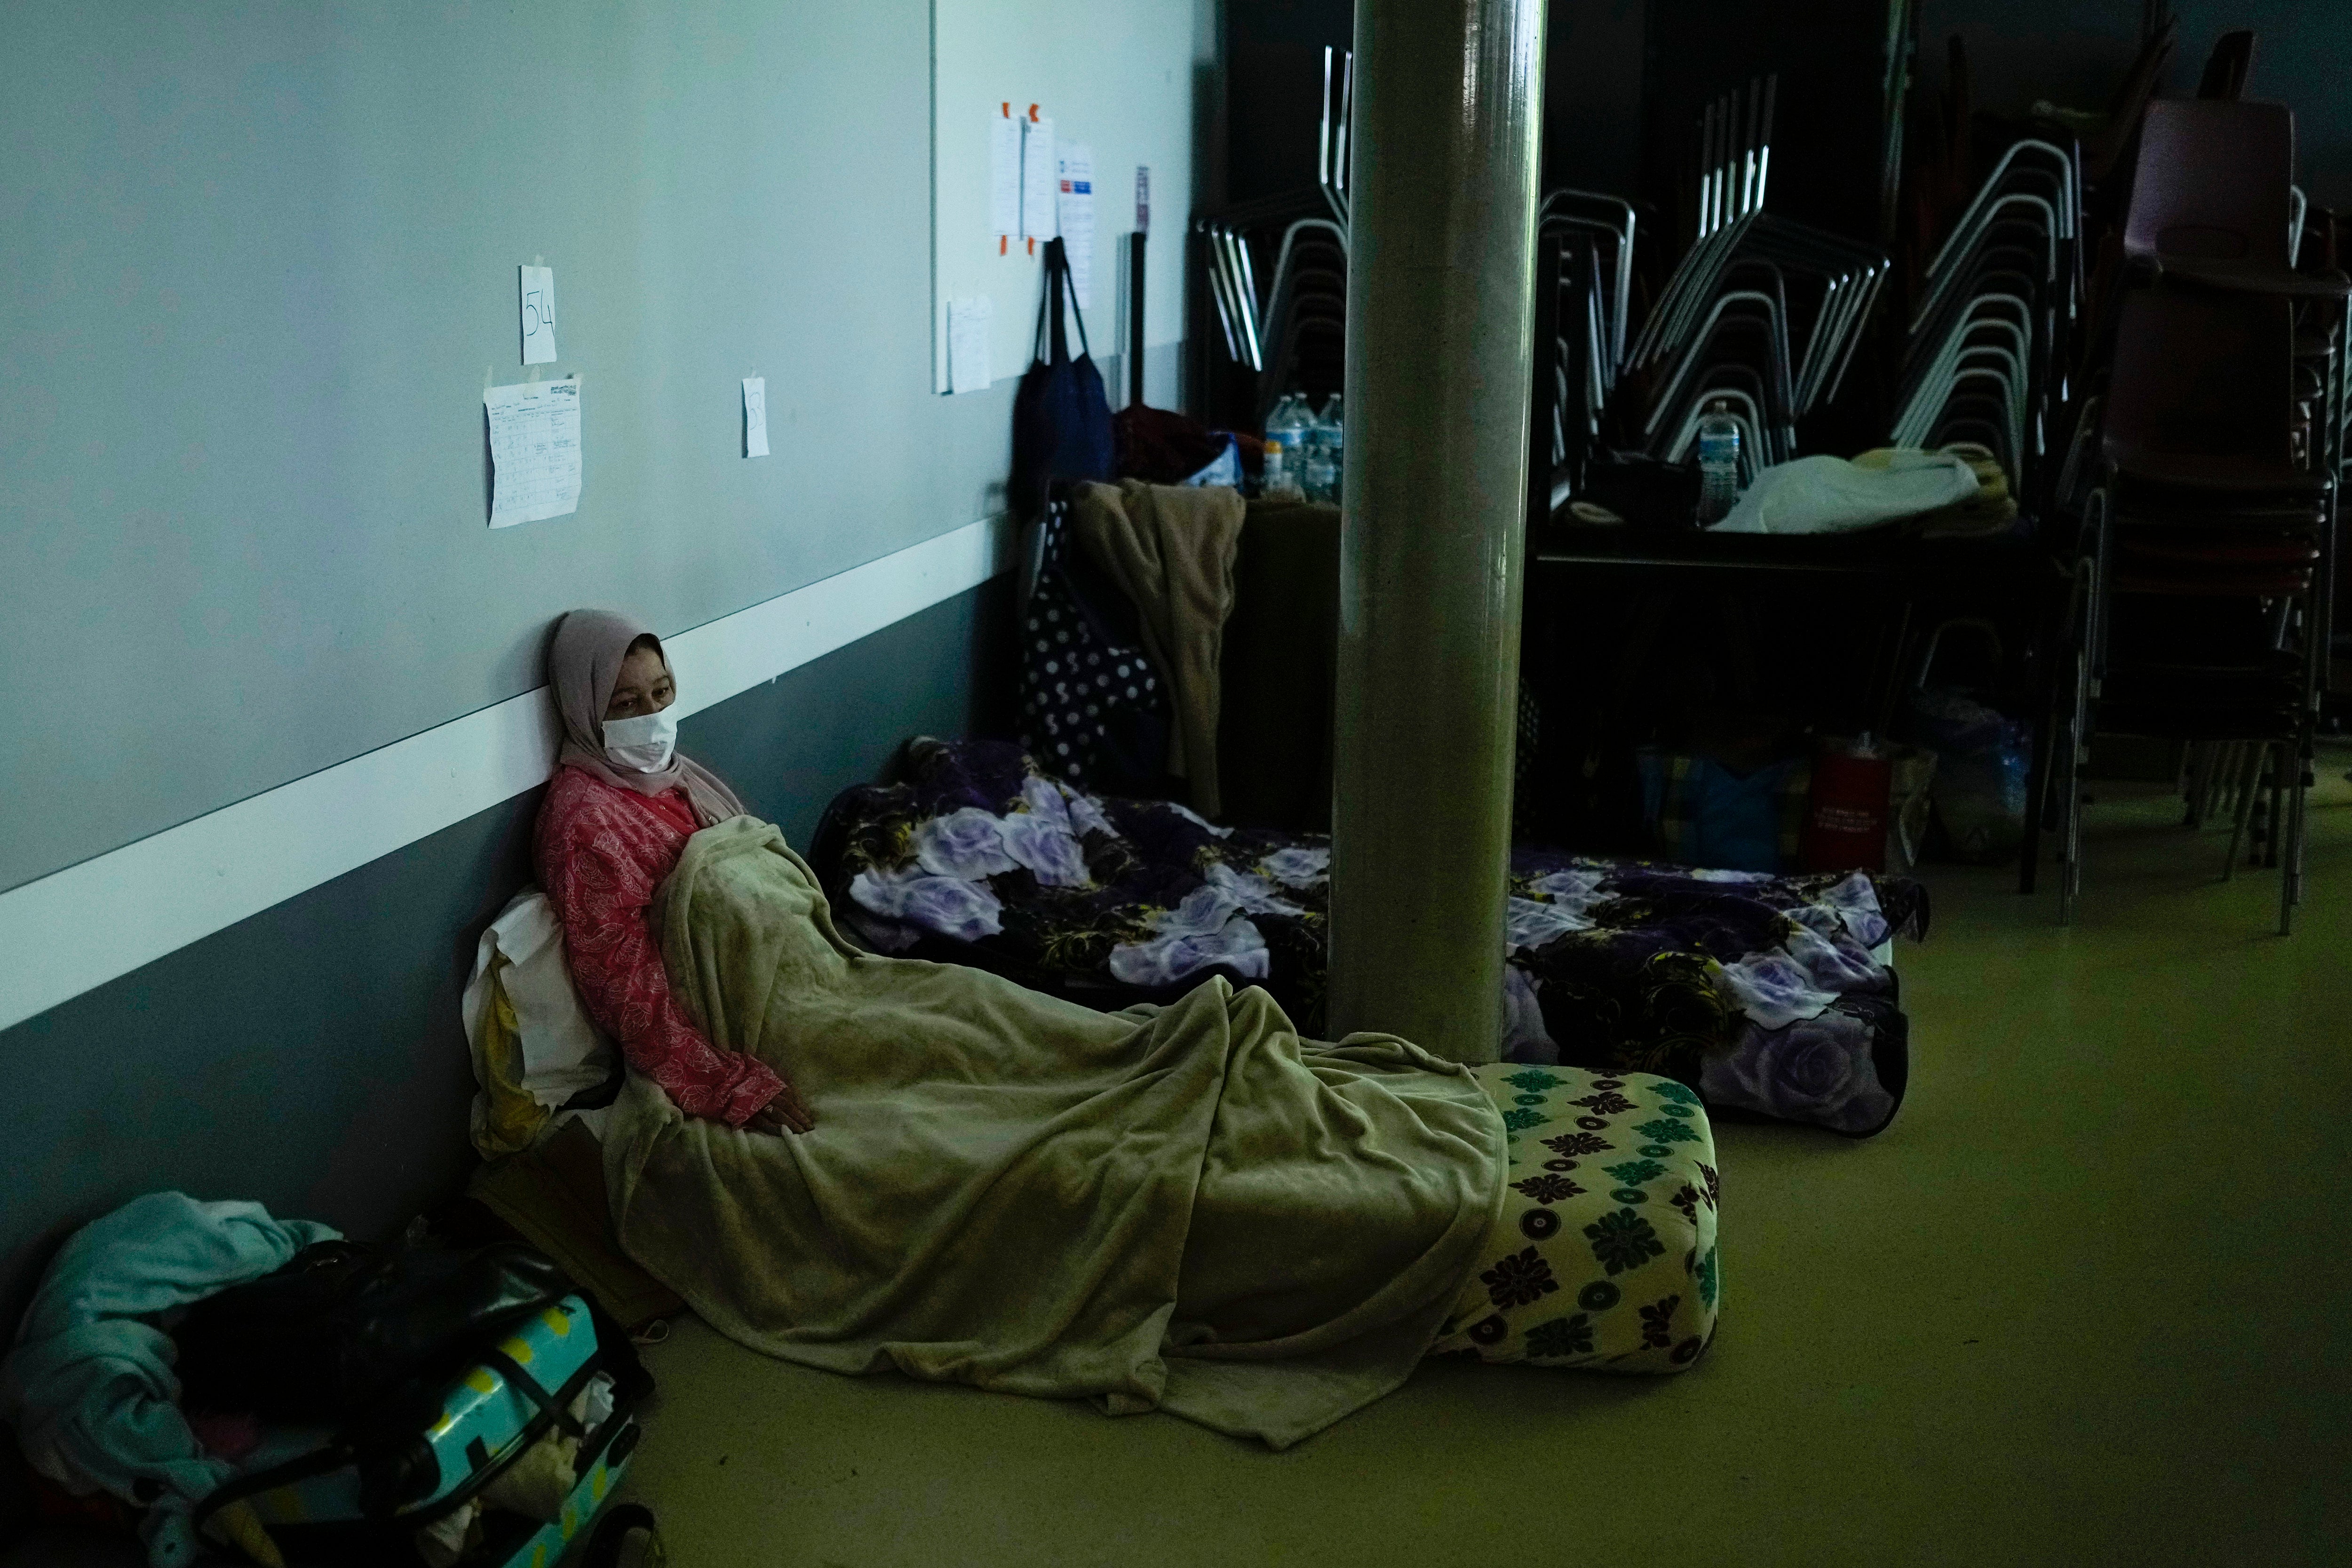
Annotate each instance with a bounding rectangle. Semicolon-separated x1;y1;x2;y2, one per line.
526;606;1714;1449
533;608;815;1136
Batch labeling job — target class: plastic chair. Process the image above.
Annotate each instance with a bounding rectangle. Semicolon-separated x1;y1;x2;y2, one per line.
2077;15;2175;183
1544;190;1640;374
2196;30;2257;101
2124;100;2346;301
2052;283;2330;931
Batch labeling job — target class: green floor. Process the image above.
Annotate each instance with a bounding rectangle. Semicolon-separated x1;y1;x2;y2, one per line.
619;750;2352;1567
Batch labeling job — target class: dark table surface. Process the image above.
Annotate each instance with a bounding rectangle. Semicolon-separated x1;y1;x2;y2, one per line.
1530;521;2051;587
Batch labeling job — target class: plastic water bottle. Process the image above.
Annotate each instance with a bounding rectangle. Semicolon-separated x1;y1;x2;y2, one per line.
1263;395;1311;499
1303;393;1343;502
1695;399;1742;525
1261;440;1290;496
1267;394;1310;461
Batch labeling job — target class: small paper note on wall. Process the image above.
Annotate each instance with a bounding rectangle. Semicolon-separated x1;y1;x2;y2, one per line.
519;265;558;365
743;376;769;458
948;297;993;395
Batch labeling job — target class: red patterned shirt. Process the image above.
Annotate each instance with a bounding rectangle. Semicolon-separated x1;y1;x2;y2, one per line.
533;765;783;1125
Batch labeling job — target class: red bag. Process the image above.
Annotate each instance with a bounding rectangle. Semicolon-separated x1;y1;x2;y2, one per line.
1802;739;1892;872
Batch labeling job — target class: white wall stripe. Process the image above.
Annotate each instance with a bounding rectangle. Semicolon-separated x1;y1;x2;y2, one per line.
0;517;1018;1035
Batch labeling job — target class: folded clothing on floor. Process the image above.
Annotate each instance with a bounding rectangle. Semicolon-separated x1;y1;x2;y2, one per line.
0;1194;340;1568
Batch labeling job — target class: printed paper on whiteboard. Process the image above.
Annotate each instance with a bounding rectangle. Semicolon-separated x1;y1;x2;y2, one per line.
485;376;581;527
1021;117;1057;243
518;265;558;365
948;297;993;395
742;376;769;458
988;115;1021;240
1057;142;1095;308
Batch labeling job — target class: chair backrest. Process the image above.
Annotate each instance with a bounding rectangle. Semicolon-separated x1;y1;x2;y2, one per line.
2102;283;2293;467
2125;99;2295;266
2196;31;2257;101
2084;16;2176;179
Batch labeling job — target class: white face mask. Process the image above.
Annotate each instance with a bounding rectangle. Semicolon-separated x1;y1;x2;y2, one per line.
602;708;678;773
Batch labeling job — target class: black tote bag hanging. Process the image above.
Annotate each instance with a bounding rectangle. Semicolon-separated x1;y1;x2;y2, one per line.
1009;237;1115;520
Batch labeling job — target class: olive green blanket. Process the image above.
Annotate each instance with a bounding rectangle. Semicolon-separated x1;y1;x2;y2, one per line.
603;817;1506;1448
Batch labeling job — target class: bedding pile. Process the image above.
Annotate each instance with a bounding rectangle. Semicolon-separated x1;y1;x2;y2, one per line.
1433;1063;1720;1370
813;737;1928;1136
604;816;1506;1449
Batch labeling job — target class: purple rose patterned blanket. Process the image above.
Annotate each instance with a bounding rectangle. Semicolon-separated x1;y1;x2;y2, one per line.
810;738;1928;1136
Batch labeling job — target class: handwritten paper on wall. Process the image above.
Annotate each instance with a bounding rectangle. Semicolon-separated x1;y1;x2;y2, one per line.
518;265;558;365
1021;117;1058;245
485;377;581;527
742;376;770;458
1057;143;1095;308
948;297;993;394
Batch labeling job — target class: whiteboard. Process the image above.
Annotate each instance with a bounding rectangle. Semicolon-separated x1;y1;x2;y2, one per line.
931;0;1200;395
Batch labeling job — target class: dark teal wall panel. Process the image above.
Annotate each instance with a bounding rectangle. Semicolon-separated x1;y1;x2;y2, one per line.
0;580;1010;1317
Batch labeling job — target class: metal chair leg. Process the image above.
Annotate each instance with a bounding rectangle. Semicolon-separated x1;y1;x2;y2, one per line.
2264;748;2284;868
2059;742;2083;923
2207;741;2231;824
2288;743;2310;911
2018;615;2066;897
2057;664;2086;925
2224;742;2263;881
2184;740;2216;828
2280;757;2298;936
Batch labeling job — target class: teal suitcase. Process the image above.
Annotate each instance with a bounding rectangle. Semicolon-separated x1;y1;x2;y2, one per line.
194;1292;652;1566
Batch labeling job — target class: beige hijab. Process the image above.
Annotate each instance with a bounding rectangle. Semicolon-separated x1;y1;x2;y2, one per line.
547;609;747;827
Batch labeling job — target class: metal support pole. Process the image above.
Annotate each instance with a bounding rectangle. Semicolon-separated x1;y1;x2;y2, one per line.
1327;0;1546;1062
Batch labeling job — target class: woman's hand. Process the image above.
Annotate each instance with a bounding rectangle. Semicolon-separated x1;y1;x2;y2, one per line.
745;1081;815;1136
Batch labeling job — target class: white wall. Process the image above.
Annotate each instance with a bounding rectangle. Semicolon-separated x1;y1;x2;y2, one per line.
931;0;1206;390
0;0;1217;895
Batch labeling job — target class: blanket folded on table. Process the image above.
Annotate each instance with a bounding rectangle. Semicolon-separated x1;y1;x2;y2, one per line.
603;816;1506;1449
1715;448;1981;534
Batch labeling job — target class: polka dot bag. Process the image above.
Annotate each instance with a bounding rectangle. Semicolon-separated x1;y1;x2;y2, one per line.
1017;503;1171;792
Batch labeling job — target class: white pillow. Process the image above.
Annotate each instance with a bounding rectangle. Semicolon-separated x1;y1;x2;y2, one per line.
462;889;615;1107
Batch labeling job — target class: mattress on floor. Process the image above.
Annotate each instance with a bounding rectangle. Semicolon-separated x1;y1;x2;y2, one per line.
810;737;1926;1136
1428;1061;1719;1370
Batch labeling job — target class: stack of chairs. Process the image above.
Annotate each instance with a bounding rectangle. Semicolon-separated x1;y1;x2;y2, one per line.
1255;215;1348;427
1612;80;1887;478
1689;74;1776;249
1196;48;1352;414
2045;98;2349;932
1197;194;1348;411
1619;212;1888;475
1317;43;1352;226
1534;190;1641;499
1893;140;2082;494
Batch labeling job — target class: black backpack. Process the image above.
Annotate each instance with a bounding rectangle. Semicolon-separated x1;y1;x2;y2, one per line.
174;1240;570;1426
1009;237;1115;521
175;1239;652;1552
